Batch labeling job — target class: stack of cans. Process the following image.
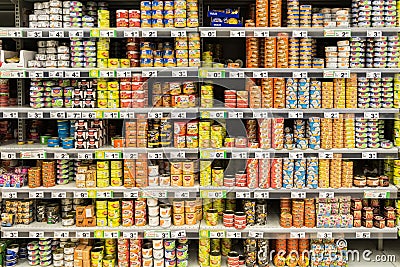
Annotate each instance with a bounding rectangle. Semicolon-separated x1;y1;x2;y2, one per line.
298;78;310;108
287;0;300;27
282;159;294;189
294;159;307;189
306;158;318;188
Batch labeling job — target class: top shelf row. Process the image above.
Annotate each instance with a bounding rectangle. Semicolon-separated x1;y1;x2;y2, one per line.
2;27;400;38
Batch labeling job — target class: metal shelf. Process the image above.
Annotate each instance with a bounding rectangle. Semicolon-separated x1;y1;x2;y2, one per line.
199;215;399;239
199;185;398;199
0;67;199;79
199;108;398;119
199;148;399;160
0;107;198;120
0;27;198;38
199;27;400;38
0;143;199;160
1;222;199;239
2;183;396;200
1;107;395;120
1;182;199;199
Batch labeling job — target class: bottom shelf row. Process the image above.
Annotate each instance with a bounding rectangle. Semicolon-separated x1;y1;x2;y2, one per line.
1;237;390;267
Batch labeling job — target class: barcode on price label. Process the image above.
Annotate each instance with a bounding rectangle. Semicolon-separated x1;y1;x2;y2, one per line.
362;152;377;159
67;112;81;119
116;70;132;78
254;192;270;198
29;191;44;198
81;112;96;119
54;153;69;159
201;30;216;37
49;71;63;78
236;192;251;198
171;30;187;37
2;192;17;198
1;152;16;159
123;30;139;37
171;112;186;119
232;152;247;159
148;112;163;119
104;231;120;238
324;112;339;119
230;30;245;37
171;230;186;238
74;192;89;198
142;30;157;37
229;71;245;78
175;191;190;198
293;30;308;38
254;152;270;159
319;192;335;199
254;30;269;37
364;112;379;119
142;70;157;77
78;153;93;159
226;232;242;238
50;112;65;119
249;231;264;238
49;30;64;38
123;152;138;159
228;112;243;119
290;232;305;239
65;71;80;78
2;112;18;119
356;232;370;239
319;152;333;159
123;232;138;239
172;70;188;77
52;192;67;198
120;112;135;119
317;232;333;239
105;152;120;159
291;191;306;198
28;112;43;118
289;152;304;159
30;232;44;238
293;72;307;78
170;151;185;159
4;231;18;238
288;112;303;118
209;231;225;238
54;231;69;238
148;152;163;159
69;30;83;37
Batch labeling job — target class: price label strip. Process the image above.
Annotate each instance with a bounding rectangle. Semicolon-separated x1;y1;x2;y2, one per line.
254;191;270;198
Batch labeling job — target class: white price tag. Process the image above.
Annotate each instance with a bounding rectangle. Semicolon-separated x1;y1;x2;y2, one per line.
236;191;251;198
28;111;43;119
30;232;44;238
29;191;44;198
50;112;65;119
2;192;17;198
123;29;139;37
229;71;245;78
49;30;64;38
124;191;139;198
254;152;270;159
81;112;96;119
290;232;306;239
76;232;91;238
364;191;388;199
364;112;379;119
170;151;186;159
228;112;243;119
10;71;24;78
367;30;382;38
104;152;120;159
78;153;93;160
230;30;245;37
175;191;190;198
122;231;138;239
1;152;16;159
54;231;69;238
362;152;377;159
27;30;42;38
253;111;268;119
104;231;119;238
32;151;46;159
289;152;304;159
209;231;225;238
142;30;157;37
67;112;81;119
148;152;163;159
171;230;187;238
288;111;303;118
52;192;67;198
8;30;22;37
319;192;335;199
249;231;264;238
356;232;371;239
291;191;306;198
104;112;119;119
334;30;351;37
69;30;83;37
171;112;186;119
142;70;158;77
201;30;217;37
116;70;132;78
209;111;225;119
210;151;225;159
64;71;80;78
154;231;170;239
253;71;268;78
232;152;247;159
54;153;69;159
319;152;333;159
207;191;224;198
49;70;63;78
100;30;115;37
120;112;135;119
171;30;186;37
254;191;270;198
74;191;88;198
324;112;339;119
254;30;269;37
334;71;350;78
317;232;333;239
207;71;223;78
29;71;44;78
366;71;381;79
172;70;188;77
226;232;241;238
100;70;115;78
293;30;308;38
3;231;18;238
152;191;167;198
123;152;138;160
97;191;113;198
293;72;307;78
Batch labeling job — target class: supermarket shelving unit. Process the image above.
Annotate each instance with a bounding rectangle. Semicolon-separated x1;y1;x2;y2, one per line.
0;0;399;263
